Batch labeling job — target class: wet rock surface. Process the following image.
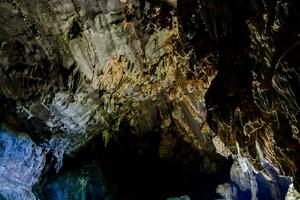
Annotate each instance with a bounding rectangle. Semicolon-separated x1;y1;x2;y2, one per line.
0;0;300;199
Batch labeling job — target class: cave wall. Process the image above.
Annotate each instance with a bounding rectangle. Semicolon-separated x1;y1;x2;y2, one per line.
0;0;300;199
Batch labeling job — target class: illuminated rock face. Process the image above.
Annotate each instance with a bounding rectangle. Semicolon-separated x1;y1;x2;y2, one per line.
0;0;300;199
0;129;46;200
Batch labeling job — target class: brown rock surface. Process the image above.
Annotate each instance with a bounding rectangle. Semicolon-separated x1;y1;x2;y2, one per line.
0;0;300;199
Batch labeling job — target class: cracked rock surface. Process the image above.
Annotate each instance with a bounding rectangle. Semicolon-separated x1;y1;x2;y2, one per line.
0;0;300;199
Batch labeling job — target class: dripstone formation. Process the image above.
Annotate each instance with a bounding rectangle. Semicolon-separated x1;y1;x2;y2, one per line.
0;0;300;199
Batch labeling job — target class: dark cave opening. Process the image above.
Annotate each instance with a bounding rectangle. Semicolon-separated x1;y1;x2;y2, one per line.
98;136;232;200
43;130;233;200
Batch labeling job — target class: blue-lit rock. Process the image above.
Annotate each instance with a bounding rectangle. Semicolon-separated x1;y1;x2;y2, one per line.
43;164;112;200
0;128;47;200
217;160;291;200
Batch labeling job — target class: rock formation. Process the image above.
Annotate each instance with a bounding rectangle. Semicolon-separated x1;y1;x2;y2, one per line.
0;0;300;199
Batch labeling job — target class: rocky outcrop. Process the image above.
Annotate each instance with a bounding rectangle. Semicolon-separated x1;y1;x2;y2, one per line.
0;0;300;199
216;160;291;200
0;128;46;200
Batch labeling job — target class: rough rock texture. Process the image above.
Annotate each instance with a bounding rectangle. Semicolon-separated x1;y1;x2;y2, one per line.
0;128;46;200
285;184;300;200
0;0;216;157
217;160;291;200
0;0;300;199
